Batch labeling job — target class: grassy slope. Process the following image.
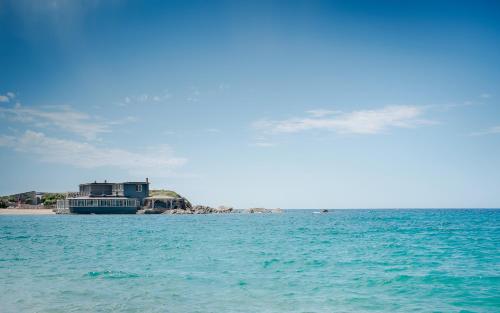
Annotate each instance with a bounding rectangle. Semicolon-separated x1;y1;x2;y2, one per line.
149;189;182;198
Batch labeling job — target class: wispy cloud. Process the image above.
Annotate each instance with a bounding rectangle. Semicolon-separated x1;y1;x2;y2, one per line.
470;125;500;136
0;92;15;103
187;88;200;102
218;83;230;91
0;104;111;140
254;105;432;135
433;92;494;111
0;130;187;175
250;142;275;148
119;91;171;106
305;109;341;118
249;136;275;148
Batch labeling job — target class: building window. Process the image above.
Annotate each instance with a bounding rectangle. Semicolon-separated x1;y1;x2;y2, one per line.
136;184;142;192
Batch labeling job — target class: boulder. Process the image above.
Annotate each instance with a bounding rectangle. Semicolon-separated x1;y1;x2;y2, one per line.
245;208;283;214
192;205;214;214
215;206;233;213
162;209;194;214
161;205;234;214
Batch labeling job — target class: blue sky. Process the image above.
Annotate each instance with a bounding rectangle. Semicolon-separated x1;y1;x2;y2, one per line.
0;0;499;208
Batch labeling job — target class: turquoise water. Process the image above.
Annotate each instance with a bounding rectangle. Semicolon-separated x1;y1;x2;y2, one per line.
1;210;499;312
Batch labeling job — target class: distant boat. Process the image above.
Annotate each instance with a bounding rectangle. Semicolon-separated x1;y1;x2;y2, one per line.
313;209;329;214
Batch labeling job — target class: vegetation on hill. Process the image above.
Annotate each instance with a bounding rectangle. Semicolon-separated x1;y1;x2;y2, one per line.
1;191;36;204
41;193;65;206
149;189;182;198
149;189;192;208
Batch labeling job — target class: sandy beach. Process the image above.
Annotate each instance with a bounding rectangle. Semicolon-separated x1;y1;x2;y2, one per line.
0;208;55;215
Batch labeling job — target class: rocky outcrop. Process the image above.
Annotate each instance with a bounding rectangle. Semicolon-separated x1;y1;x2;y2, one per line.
141;203;284;215
245;208;283;214
162;205;234;214
214;206;234;213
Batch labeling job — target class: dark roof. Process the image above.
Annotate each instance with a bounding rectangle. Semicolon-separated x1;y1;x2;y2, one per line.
80;181;148;185
67;196;132;199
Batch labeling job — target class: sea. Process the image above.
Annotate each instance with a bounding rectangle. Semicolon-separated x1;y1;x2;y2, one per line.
0;209;499;313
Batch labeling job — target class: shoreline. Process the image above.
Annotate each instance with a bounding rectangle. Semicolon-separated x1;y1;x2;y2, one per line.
0;208;55;215
1;208;498;216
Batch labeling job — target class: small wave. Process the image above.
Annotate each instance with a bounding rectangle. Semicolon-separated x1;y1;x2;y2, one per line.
238;280;247;286
263;258;280;268
2;235;31;240
85;270;140;279
307;259;327;267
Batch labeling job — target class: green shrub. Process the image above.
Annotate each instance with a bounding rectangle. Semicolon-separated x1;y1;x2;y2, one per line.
149;189;181;198
41;193;65;206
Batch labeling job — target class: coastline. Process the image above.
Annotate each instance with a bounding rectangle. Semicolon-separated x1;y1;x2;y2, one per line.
0;208;55;215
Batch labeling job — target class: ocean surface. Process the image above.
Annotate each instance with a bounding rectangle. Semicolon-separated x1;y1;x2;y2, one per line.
0;209;499;313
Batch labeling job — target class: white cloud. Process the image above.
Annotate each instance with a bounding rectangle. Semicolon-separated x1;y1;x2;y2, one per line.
0;130;187;174
249;136;275;147
0;92;14;102
187;88;200;102
306;109;340;118
254;105;432;135
0;135;13;146
250;142;275;148
480;93;491;99
108;116;137;125
138;94;149;102
0;104;110;140
470;125;500;136
119;92;171;106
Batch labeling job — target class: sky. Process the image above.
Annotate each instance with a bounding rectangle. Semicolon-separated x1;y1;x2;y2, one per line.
0;0;499;209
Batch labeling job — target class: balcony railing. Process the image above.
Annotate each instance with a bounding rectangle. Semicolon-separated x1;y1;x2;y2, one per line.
56;198;139;208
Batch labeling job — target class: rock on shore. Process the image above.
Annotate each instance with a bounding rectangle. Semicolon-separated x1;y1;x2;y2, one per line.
141;205;234;214
245;208;283;214
162;205;234;214
142;206;286;215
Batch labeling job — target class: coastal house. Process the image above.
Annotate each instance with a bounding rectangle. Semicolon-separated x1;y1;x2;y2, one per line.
56;179;150;214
